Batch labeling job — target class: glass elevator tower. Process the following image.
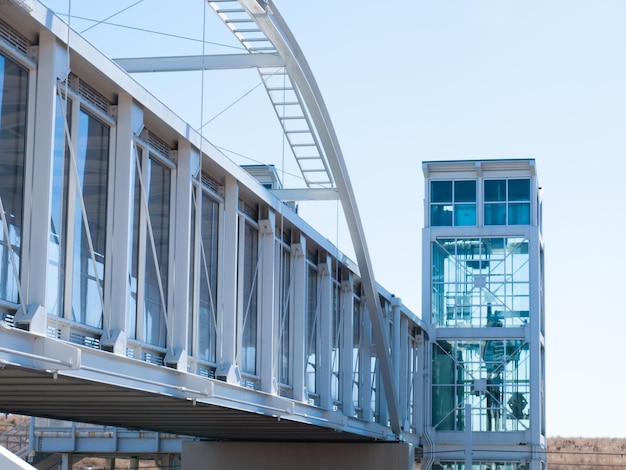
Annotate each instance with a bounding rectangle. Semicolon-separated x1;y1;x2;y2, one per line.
421;160;546;470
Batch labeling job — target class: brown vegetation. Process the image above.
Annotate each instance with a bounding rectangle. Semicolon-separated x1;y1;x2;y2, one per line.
548;437;626;469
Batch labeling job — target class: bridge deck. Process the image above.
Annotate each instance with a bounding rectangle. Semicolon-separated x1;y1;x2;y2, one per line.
0;364;385;443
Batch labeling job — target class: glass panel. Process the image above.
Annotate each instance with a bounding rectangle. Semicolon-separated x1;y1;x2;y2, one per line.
508;178;530;201
278;245;290;385
432;238;530;327
331;277;341;406
241;222;258;375
431;180;452;203
143;156;170;346
454;204;476;226
48;95;70;316
306;265;318;396
71;109;109;327
127;147;142;339
196;190;219;362
484;203;506;225
352;298;361;415
454;180;476;203
508;203;530;225
0;55;27;304
484;179;506;202
432;340;530;432
431;204;453;226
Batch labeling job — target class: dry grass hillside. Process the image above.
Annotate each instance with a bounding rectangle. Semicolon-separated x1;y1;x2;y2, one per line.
4;415;626;468
547;437;626;469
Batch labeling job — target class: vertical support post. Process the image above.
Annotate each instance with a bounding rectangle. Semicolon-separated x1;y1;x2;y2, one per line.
340;275;354;416
465;403;472;469
318;257;332;410
165;140;197;370
361;303;373;423
259;214;276;394
105;93;143;354
219;176;238;369
27;30;67;333
291;238;306;402
60;453;72;470
392;297;402;413
400;311;409;429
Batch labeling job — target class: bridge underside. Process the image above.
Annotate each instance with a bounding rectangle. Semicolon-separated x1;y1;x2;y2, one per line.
0;365;380;443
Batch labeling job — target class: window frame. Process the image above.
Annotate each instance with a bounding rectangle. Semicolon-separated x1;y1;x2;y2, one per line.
484;178;531;226
430;179;477;227
49;83;115;331
127;136;176;348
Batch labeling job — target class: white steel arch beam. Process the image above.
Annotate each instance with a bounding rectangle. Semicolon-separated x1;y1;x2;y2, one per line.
231;0;403;437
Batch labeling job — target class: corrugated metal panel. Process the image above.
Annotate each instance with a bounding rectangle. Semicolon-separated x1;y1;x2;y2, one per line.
0;366;375;442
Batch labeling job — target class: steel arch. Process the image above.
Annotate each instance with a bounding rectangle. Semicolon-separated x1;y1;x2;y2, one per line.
228;0;402;436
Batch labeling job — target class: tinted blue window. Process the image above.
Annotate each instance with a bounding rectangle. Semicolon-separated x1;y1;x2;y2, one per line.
454;204;476;226
485;180;506;202
508;203;530;225
431;181;452;203
454;180;476;203
508;179;530;201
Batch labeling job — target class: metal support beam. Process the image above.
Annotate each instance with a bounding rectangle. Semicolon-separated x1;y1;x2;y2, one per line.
114;53;285;73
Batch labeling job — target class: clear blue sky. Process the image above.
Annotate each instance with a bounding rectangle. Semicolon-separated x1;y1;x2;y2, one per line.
43;0;626;438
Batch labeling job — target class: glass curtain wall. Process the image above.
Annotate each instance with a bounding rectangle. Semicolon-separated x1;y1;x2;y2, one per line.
305;250;319;404
240;220;258;377
331;267;342;410
128;145;171;348
0;54;27;304
277;237;291;393
190;180;219;364
352;294;362;417
49;91;109;328
432;237;530;327
435;463;529;470
432;339;530;432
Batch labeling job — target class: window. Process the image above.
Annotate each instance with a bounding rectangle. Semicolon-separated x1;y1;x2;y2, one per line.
190;179;220;363
431;180;476;226
240;219;258;376
305;251;319;403
0;53;28;304
431;237;530;328
49;91;110;328
352;295;362;417
331;266;342;408
127;143;172;347
277;240;291;388
484;179;531;225
432;339;530;432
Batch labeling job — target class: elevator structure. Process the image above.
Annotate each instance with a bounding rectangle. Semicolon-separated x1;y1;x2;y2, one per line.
421;160;546;469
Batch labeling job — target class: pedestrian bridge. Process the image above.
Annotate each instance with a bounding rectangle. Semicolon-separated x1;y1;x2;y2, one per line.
0;0;426;457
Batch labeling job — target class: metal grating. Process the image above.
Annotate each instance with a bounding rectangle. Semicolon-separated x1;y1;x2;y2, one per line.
240;200;257;220
0;17;29;56
201;171;222;195
69;331;101;350
148;131;172;159
197;366;215;379
0;311;15;328
77;78;110;114
142;351;164;366
46;325;61;339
